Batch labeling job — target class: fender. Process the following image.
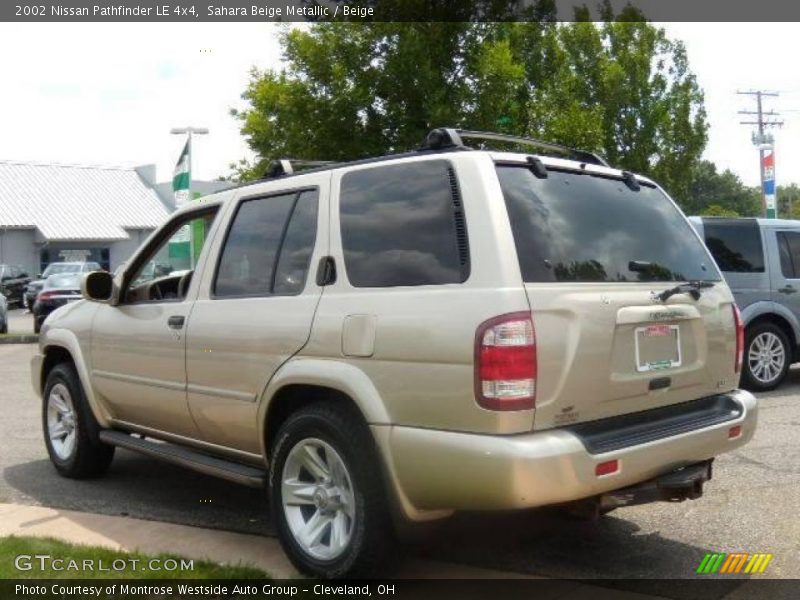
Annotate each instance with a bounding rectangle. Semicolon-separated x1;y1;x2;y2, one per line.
740;300;800;344
39;327;113;428
256;357;391;459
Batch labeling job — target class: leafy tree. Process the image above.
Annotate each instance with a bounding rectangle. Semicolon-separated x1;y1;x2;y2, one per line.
231;2;708;199
682;160;760;217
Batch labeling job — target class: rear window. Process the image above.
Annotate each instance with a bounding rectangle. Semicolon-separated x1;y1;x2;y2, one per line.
702;219;765;273
497;166;720;283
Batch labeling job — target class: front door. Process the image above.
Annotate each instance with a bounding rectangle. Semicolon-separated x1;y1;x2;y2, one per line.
770;229;800;320
185;175;328;454
91;207;219;437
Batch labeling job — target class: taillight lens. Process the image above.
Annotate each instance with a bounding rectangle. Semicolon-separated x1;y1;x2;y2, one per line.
38;291;56;301
733;304;744;374
475;312;537;411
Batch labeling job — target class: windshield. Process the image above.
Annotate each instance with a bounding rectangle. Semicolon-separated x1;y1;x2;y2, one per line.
497;166;721;283
44;274;81;290
42;263;81;277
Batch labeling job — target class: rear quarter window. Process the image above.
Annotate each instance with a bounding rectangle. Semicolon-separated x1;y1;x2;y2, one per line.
702;219;764;273
339;160;469;287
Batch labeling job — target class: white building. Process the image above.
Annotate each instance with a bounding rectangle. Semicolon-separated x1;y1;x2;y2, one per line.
0;160;227;275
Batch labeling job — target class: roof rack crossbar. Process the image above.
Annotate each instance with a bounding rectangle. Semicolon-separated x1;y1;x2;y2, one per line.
264;159;336;178
421;128;610;167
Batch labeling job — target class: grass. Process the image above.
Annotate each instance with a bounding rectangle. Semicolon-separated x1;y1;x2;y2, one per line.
0;536;269;579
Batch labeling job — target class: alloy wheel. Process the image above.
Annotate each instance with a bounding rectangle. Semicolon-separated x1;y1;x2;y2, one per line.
747;331;786;385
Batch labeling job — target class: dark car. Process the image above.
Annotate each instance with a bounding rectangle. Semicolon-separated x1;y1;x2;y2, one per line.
24;262;101;310
33;273;83;333
0;264;31;307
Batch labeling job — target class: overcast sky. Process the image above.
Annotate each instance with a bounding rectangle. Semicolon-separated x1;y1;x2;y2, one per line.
0;22;796;188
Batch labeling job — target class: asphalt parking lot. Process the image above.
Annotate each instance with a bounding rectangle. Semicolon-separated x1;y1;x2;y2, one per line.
1;316;798;592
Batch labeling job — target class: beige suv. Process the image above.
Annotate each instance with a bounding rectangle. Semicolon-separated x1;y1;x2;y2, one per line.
31;129;758;578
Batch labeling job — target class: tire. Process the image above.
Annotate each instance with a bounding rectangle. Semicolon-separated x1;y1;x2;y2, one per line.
33;317;42;334
42;362;115;478
0;320;6;334
269;402;396;578
741;322;791;392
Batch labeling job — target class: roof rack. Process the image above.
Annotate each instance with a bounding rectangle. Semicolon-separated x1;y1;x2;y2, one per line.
421;128;610;167
264;159;337;178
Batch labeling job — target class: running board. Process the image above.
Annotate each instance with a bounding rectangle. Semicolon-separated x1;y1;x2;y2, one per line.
98;430;266;488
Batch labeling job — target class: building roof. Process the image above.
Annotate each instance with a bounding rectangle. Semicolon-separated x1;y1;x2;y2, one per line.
0;161;170;241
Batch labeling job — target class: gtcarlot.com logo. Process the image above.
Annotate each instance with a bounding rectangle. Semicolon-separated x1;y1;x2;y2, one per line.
696;552;773;574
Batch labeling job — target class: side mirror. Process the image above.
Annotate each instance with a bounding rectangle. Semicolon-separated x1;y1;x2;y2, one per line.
81;271;114;303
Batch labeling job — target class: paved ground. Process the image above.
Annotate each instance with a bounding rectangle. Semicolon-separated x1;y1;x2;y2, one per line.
6;307;34;335
2;339;797;596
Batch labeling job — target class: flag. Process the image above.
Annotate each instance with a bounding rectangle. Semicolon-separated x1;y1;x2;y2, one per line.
172;139;191;209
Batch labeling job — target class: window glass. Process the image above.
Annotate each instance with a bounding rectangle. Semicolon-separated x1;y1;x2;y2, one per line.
702;220;765;273
214;190;319;298
126;210;217;303
339;160;468;287
497;166;720;283
779;231;800;279
273;190;319;295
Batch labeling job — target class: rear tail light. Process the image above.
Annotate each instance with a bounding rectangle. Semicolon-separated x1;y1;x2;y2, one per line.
38;292;57;301
595;459;619;477
733;304;744;374
729;425;742;439
474;312;537;411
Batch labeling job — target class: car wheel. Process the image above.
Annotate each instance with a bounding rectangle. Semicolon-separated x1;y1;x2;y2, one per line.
741;322;791;391
42;363;115;478
269;402;395;578
33;318;41;334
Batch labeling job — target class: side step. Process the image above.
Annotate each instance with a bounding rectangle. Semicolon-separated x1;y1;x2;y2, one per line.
98;430;266;488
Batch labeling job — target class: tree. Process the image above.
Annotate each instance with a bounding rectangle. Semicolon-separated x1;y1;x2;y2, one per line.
682;160;760;217
231;2;708;198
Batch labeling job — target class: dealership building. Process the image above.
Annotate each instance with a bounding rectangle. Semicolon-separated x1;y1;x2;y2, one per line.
0;160;227;276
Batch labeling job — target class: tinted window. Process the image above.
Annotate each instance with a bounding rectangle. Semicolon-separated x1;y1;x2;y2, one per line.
702;220;764;273
339;160;469;287
498;167;720;283
215;189;319;298
273;190;319;295
778;231;800;278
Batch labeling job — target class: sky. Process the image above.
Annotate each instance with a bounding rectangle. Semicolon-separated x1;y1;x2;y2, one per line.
0;22;797;187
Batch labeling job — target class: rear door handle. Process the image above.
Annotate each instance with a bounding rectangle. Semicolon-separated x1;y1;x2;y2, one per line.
779;285;797;295
167;315;185;330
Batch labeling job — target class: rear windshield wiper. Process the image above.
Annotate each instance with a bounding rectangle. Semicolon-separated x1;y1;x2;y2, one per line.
657;281;716;302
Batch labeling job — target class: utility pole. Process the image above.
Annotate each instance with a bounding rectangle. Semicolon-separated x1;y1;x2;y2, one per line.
738;90;783;218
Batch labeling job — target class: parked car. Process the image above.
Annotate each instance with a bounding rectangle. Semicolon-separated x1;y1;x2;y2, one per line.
0;292;7;334
32;273;82;334
0;264;31;307
32;128;757;578
689;216;800;390
24;262;102;310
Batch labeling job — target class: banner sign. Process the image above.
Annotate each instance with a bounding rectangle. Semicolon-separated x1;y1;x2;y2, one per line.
762;148;777;219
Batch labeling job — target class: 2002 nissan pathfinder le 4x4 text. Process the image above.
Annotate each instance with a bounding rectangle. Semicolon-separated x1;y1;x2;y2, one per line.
31;129;758;578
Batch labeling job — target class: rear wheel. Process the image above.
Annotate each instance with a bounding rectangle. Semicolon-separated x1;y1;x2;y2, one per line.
741;322;790;391
269;402;395;578
43;363;115;478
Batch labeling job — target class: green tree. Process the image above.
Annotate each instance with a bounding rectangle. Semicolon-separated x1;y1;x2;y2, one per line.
231;3;708;198
682;160;760;217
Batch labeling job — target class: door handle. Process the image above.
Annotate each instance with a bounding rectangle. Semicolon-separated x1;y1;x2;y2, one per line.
779;285;797;295
167;315;185;330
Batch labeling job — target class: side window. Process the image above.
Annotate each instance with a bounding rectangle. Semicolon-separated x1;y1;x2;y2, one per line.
339;160;469;287
214;189;319;298
703;220;764;273
778;231;800;279
125;209;218;303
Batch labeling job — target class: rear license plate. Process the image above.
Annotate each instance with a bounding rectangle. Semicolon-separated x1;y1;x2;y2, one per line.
635;324;681;372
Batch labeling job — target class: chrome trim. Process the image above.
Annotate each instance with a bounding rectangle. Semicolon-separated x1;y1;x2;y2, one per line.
109;418;265;466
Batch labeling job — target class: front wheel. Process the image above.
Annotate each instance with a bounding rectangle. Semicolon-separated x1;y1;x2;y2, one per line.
269;402;395;578
43;363;115;478
741;322;791;391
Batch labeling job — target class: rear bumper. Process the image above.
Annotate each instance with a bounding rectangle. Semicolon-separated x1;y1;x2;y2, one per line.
377;389;757;516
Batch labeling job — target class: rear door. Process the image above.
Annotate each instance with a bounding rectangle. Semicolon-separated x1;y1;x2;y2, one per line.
184;174;328;454
496;165;737;430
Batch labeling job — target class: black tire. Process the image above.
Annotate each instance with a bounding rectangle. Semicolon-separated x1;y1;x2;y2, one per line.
33;317;41;334
0;320;6;334
269;401;396;578
741;322;791;392
42;362;115;478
